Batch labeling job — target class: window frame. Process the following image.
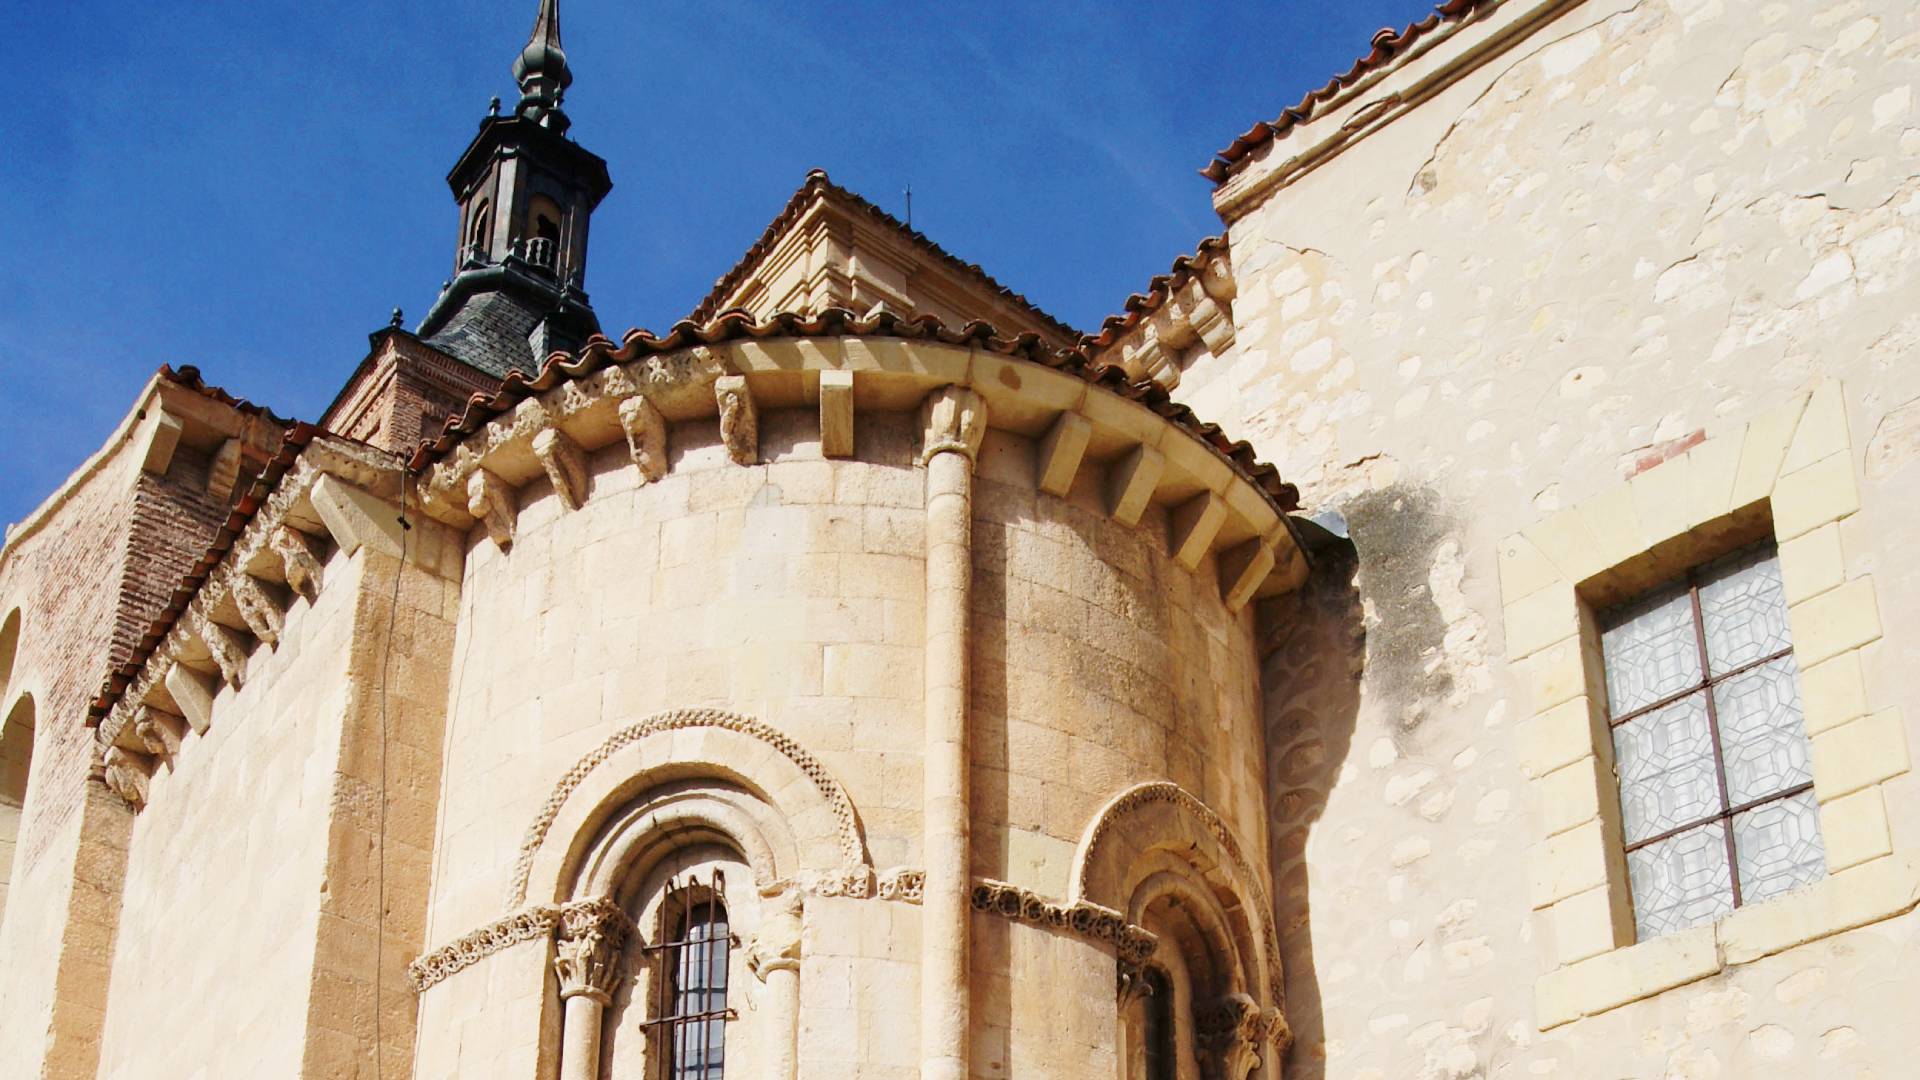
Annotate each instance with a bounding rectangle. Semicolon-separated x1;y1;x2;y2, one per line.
644;872;735;1080
1499;382;1913;1029
1600;548;1814;927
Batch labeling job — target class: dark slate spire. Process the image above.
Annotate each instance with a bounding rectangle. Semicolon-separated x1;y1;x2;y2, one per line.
513;0;572;133
415;0;611;378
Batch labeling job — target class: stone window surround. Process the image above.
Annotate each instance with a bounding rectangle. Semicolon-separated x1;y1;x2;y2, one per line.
1496;381;1917;1030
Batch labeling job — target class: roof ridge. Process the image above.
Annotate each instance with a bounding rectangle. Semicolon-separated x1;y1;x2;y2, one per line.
1201;0;1492;185
405;306;1298;514
689;170;1082;341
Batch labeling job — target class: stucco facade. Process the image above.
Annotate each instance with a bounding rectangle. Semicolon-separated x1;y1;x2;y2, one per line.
2;1;1919;1078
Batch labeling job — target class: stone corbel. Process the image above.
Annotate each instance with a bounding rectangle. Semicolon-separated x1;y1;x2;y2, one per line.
467;468;517;549
1107;443;1166;527
207;437;244;503
229;572;286;648
270;525;324;600
1220;536;1278;614
103;746;154;810
532;426;590;511
617;395;669;483
818;370;855;458
186;611;249;690
917;386;988;464
716;375;759;466
1036;412;1091;497
162;658;218;735
133;706;187;769
552;896;634;1005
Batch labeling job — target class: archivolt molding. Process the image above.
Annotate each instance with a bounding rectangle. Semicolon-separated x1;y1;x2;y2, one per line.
507;708;872;910
1072;781;1287;1023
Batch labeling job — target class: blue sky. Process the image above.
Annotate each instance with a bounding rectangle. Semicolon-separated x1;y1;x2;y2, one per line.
0;0;1439;527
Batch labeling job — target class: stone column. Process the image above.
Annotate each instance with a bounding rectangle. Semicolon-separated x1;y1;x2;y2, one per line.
553;897;632;1080
917;387;987;1080
746;892;805;1080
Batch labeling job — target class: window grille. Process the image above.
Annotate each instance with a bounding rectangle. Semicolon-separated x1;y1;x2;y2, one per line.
645;871;734;1080
1599;541;1825;941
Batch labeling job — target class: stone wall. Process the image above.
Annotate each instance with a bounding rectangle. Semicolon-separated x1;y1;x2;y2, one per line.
1199;1;1920;1076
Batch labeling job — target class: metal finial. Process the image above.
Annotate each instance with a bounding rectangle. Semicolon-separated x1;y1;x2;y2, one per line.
489;96;501;117
390;307;404;328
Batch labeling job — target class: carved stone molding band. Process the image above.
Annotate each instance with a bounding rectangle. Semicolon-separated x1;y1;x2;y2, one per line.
506;707;872;910
969;879;1158;966
409;904;567;992
877;867;926;904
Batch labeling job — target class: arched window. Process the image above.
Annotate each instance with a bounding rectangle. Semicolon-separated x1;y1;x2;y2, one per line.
0;692;35;926
1140;966;1176;1080
646;872;733;1079
0;608;18;702
468;200;492;258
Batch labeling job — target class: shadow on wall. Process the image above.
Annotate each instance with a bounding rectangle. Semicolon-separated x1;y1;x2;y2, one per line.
1260;534;1365;1080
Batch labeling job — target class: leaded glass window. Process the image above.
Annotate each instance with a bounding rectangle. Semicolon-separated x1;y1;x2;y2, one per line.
1599;542;1825;941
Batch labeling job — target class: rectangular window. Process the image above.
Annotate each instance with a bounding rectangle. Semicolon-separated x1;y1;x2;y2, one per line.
1598;542;1826;941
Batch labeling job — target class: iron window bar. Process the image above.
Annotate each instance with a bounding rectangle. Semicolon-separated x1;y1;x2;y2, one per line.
642;870;737;1079
1603;556;1803;914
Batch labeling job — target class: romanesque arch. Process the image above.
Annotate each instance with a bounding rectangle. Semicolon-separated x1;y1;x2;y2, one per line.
512;708;873;911
1073;781;1289;1080
0;691;36;927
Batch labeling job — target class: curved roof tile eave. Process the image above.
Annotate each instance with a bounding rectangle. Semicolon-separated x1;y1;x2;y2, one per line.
1201;0;1492;186
405;307;1300;517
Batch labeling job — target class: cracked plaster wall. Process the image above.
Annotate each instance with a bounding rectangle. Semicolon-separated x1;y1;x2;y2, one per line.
1186;1;1920;1077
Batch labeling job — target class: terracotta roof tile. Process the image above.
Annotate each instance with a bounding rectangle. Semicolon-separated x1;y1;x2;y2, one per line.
1080;236;1231;352
1201;0;1491;186
159;363;298;426
405;307;1299;515
691;170;1082;343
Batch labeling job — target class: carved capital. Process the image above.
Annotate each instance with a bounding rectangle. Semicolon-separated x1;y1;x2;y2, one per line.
270;525;324;600
531;426;589;511
466;468;517;549
617;395;669;483
1196;993;1265;1080
917;386;987;464
553;896;633;1004
745;892;804;981
715;375;758;466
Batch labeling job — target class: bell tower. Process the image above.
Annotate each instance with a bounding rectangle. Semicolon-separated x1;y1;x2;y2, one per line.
416;0;614;376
